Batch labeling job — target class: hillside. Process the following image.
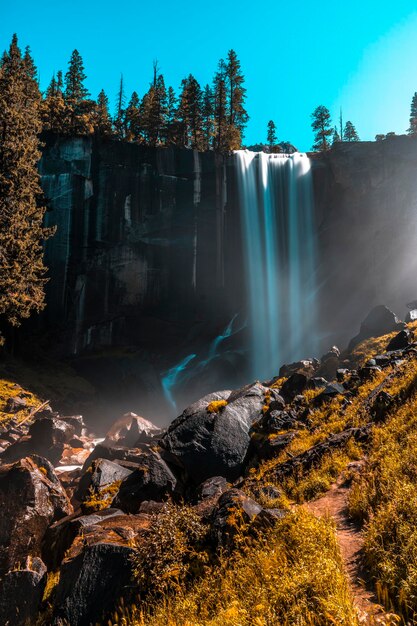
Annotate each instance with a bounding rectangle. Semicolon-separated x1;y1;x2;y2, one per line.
0;306;416;624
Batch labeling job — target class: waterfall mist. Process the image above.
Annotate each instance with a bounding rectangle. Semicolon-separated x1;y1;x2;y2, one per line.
236;150;318;382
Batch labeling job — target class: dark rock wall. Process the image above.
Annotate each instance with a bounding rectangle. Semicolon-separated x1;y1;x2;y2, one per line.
313;137;417;348
40;135;242;357
36;134;417;424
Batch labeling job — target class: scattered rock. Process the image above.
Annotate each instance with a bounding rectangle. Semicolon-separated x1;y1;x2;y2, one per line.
0;456;72;573
75;458;133;504
386;329;413;351
280;374;308;403
314;382;346;406
113;450;177;513
105;412;161;448
0;556;47;626
4;396;27;413
210;489;263;547
349;305;405;350
160;384;266;484
195;476;229;501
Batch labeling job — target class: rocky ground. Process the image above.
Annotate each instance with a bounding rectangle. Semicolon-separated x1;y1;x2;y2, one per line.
0;303;416;625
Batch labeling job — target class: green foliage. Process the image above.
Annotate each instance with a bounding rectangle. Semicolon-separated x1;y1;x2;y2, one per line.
267;120;277;147
408;92;417;135
0;34;53;335
131;503;209;597
311;105;332;152
120;510;358;626
343;120;359;142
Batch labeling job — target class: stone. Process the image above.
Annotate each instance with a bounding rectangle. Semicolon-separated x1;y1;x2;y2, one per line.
314;382;346;405
4;396;27;413
81;442;150;472
349;305;405;350
260;410;298;433
104;412;160;448
280;374;308;403
75;458;133;503
160;384;267;484
42;508;126;570
307;376;328;389
52;543;136;626
210;489;263;547
113;450;177;513
279;359;318;378
0;556;47;626
195;476;229;501
59;415;86;436
0;456;72;573
254;432;296;461
386;329;413;351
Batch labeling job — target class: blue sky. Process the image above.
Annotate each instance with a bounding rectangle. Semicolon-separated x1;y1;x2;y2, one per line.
2;0;417;150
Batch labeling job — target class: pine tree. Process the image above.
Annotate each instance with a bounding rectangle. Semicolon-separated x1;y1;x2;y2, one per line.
140;67;168;146
343;120;359;142
177;74;204;149
64;49;93;134
311;105;332;151
94;89;113;136
0;35;53;338
201;84;214;150
125;91;142;141
41;71;66;133
267;120;277;147
332;125;341;144
408;93;417;135
225;49;248;147
213;59;228;152
114;74;126;139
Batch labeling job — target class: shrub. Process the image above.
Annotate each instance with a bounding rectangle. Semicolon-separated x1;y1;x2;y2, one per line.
207;400;228;413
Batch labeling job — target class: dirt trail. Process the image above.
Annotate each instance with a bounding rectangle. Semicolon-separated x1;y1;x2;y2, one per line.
304;478;398;625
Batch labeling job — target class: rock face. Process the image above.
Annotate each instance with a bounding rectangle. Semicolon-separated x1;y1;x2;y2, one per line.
160;383;267;484
0;456;72;573
0;556;47;626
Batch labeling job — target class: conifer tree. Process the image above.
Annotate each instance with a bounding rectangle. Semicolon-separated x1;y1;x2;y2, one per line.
42;71;66;133
125;91;142;141
408;92;417;135
267;120;277;147
332;125;341;144
213;59;228;152
64;49;93;134
114;74;126;139
140;68;168;146
0;35;53;337
225;49;248;147
311;105;332;151
201;84;214;150
177;74;204;149
343;120;359;142
94;89;113;136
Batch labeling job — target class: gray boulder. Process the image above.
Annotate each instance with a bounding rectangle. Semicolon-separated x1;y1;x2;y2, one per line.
160;383;267;484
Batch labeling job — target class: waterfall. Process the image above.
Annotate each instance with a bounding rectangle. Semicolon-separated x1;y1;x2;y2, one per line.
235;150;317;381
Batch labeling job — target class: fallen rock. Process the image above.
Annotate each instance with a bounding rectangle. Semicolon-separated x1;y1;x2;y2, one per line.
280;374;308;403
210;488;262;547
253;432;296;461
81;442;150;473
75;458;133;504
105;412;161;448
386;329;413;351
0;556;47;626
4;396;27;413
349;305;405;350
160;384;267;484
314;382;346;405
0;455;72;573
279;358;319;378
195;476;229;501
52;542;136;626
113;450;177;513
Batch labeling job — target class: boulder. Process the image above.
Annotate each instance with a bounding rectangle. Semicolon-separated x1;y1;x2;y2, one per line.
260;410;298;433
386;329;413;351
279;358;318;378
4;396;27;413
81;442;150;473
210;488;262;547
195;476;229;501
0;556;47;626
0;456;72;573
280;373;308;403
52;543;136;626
75;458;133;503
160;384;267;484
314;382;346;405
254;432;296;461
113;451;177;513
42;508;126;570
104;412;161;448
349;305;405;350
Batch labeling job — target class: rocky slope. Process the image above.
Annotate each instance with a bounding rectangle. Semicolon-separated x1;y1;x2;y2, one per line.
1;302;417;624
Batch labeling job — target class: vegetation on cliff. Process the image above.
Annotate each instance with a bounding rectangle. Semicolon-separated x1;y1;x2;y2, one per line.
0;35;53;342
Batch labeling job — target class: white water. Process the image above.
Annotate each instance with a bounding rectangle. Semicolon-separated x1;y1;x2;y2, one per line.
236;150;318;381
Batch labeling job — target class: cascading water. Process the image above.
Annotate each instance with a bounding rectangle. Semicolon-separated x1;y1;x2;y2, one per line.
236;150;317;381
